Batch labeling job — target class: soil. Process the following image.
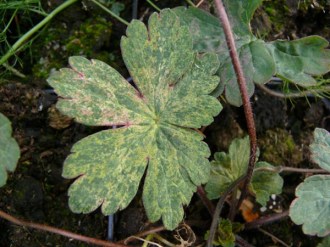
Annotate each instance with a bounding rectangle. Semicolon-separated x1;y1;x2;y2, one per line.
0;0;330;246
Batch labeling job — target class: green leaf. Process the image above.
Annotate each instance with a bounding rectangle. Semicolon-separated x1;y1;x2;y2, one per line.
205;219;242;247
251;162;283;206
0;113;20;187
47;9;222;230
174;3;330;106
310;128;330;172
205;136;250;199
206;137;283;206
317;236;330;247
290;175;330;237
174;2;275;106
266;36;330;87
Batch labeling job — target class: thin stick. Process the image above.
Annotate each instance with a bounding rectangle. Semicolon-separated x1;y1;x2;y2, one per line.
256;84;330;98
146;0;161;12
207;175;245;247
118;226;166;244
213;0;258;219
196;0;206;7
0;0;79;67
244;210;289;230
90;0;129;25
235;234;255;247
197;186;215;215
258;228;290;247
0;210;130;247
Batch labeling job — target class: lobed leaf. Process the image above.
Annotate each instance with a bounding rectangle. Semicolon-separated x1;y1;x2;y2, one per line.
206;137;283;206
48;9;222;230
310;128;330;172
251;162;283;206
174;2;275;106
290;175;330;237
266;36;330;87
174;2;330;106
0;113;20;187
205;136;250;199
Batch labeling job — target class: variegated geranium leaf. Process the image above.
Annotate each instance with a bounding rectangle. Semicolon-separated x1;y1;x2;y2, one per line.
47;9;222;230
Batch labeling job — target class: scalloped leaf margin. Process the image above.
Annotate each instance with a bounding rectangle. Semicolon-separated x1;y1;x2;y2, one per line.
47;9;222;230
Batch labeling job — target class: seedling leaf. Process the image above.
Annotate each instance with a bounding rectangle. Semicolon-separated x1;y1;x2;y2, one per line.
205;137;283;206
251;162;283;206
266;36;330;87
310;128;330;171
0;113;20;187
205;136;250;199
174;2;330;106
290;175;330;237
47;9;222;230
205;219;243;247
174;1;275;106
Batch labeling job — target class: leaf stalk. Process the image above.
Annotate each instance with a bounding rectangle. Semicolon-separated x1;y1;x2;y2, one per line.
207;0;258;245
213;0;257;212
0;209;130;247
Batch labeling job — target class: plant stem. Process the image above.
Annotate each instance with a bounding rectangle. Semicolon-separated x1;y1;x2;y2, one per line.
244;210;289;230
90;0;129;25
258;228;290;247
207;175;245;247
254;166;330;174
185;0;196;7
0;0;78;67
213;0;257;219
146;0;161;12
197;186;215;215
0;210;130;247
257;83;330;98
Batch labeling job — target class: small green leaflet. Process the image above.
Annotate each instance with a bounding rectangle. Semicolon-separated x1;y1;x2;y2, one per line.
47;9;222;230
174;1;330;106
310;128;330;171
205;219;243;247
290;128;330;237
205;136;283;206
266;36;330;87
0;113;20;187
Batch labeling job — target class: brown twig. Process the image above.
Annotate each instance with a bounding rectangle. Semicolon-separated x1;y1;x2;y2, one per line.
206;175;245;247
235;234;255;247
244;210;289;230
258;228;290;247
213;0;258;220
197;186;215;215
0;210;130;247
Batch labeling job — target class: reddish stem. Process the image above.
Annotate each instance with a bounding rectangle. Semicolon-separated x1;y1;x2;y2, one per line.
197;186;215;215
244;210;290;230
213;0;257;213
0;210;130;247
